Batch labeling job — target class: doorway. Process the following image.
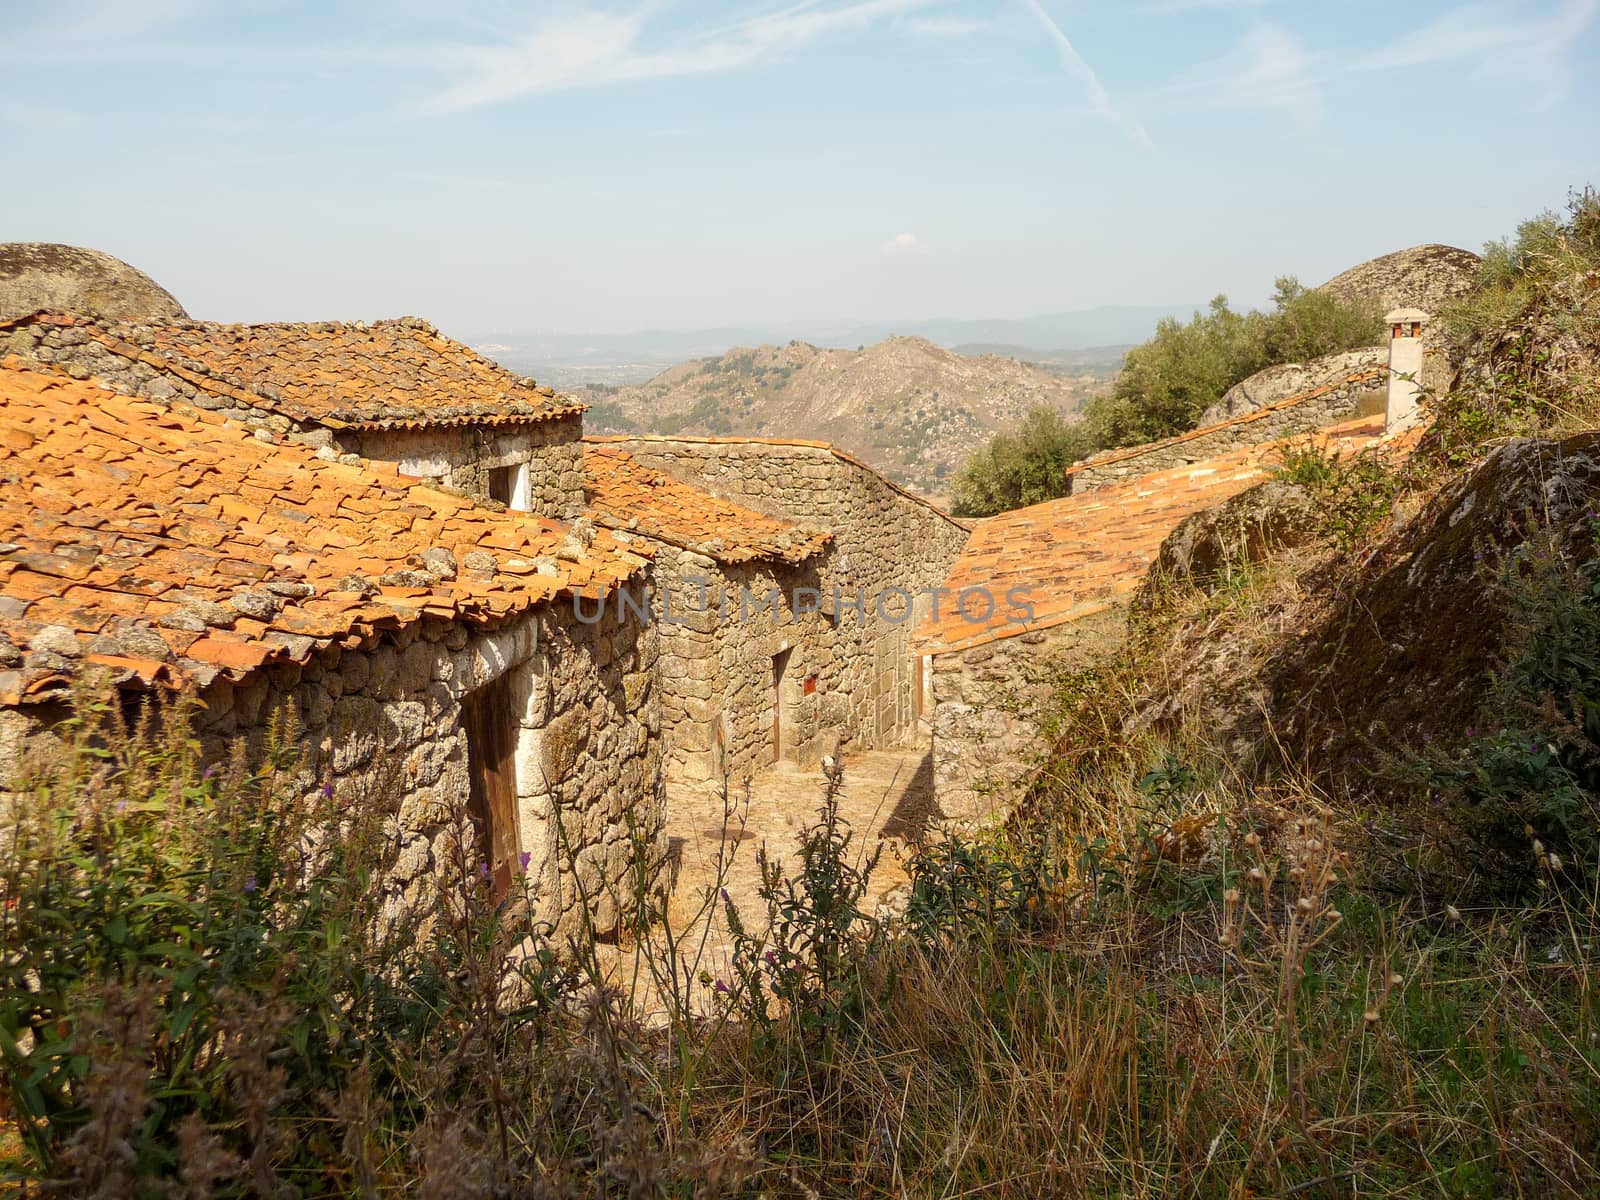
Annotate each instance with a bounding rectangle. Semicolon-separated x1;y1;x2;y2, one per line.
463;675;520;899
488;462;531;512
772;647;792;764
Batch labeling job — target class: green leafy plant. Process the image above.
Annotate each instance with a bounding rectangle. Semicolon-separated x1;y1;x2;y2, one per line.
1398;516;1600;892
1272;439;1402;551
723;773;882;1048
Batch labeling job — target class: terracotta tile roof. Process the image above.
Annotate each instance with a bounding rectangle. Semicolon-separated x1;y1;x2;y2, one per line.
584;434;968;531
5;311;583;430
913;414;1398;656
1065;367;1385;477
0;359;648;705
584;444;830;565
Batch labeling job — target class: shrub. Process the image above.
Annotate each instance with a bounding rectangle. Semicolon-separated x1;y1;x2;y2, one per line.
1394;515;1600;894
1431;185;1600;464
723;775;882;1047
948;407;1094;517
0;694;732;1197
952;280;1383;515
1272;439;1403;551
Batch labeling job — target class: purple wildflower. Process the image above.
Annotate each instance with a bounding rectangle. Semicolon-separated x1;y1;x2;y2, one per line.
714;980;729;995
720;888;730;904
478;862;491;880
519;851;532;872
243;874;257;894
203;766;219;780
321;781;335;799
763;950;777;967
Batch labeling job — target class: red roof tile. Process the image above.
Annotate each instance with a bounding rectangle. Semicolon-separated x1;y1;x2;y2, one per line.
913;415;1399;656
584;445;831;565
6;312;583;430
0;358;648;703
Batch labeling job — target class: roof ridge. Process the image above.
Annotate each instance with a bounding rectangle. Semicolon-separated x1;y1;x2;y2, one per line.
584;443;832;566
584;433;966;531
1065;366;1385;475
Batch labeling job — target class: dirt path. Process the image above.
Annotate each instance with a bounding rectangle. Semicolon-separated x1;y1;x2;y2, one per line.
599;743;939;1020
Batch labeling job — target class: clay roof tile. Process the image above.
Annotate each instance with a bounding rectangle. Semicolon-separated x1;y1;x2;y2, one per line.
0;358;648;702
912;414;1402;656
583;444;831;566
5;312;584;430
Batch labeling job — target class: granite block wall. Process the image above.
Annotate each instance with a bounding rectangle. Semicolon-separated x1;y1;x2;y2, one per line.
348;414;585;520
596;438;971;757
929;611;1123;827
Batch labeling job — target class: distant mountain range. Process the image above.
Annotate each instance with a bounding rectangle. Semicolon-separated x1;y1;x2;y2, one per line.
576;335;1119;499
471;304;1195;388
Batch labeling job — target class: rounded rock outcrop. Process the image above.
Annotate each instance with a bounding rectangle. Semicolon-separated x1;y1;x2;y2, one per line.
1146;480;1320;589
1316;244;1481;317
0;242;188;322
1197;347;1387;428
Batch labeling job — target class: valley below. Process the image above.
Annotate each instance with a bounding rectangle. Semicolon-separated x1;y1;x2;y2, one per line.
570;335;1117;499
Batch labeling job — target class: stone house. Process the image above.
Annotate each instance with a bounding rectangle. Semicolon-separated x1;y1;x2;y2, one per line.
583;443;836;781
0;356;660;938
913;311;1448;824
1062;365;1385;493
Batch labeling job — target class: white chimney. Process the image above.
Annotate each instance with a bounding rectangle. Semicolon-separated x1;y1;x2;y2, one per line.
1385;307;1429;432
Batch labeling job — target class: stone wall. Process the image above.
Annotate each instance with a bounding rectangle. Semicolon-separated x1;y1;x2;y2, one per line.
206;588;661;939
626;540;838;783
1067;372;1385;494
0;586;665;942
597;438;971;754
929;611;1123;826
348;414;585;519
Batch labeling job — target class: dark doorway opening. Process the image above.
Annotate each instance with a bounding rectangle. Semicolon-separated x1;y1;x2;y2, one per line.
772;647;792;764
464;675;520;899
488;465;515;506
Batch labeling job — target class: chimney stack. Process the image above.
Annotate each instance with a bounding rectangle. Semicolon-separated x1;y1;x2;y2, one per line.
1385;307;1429;432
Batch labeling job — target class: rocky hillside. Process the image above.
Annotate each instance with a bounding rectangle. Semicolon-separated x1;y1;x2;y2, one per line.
580;336;1109;498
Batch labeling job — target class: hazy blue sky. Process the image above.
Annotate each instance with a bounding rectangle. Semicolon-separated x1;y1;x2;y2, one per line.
5;1;1597;336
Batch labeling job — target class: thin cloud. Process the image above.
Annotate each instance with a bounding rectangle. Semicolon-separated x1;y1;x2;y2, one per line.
1148;0;1598;127
425;0;945;112
1016;0;1151;146
11;0;208;62
1355;0;1599;108
883;232;928;255
898;14;992;36
1149;23;1322;130
1144;0;1271;9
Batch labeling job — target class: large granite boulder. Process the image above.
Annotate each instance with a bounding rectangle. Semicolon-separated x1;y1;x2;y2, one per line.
1197;347;1386;428
1147;480;1320;589
1273;432;1600;787
1316;243;1481;318
0;243;188;322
